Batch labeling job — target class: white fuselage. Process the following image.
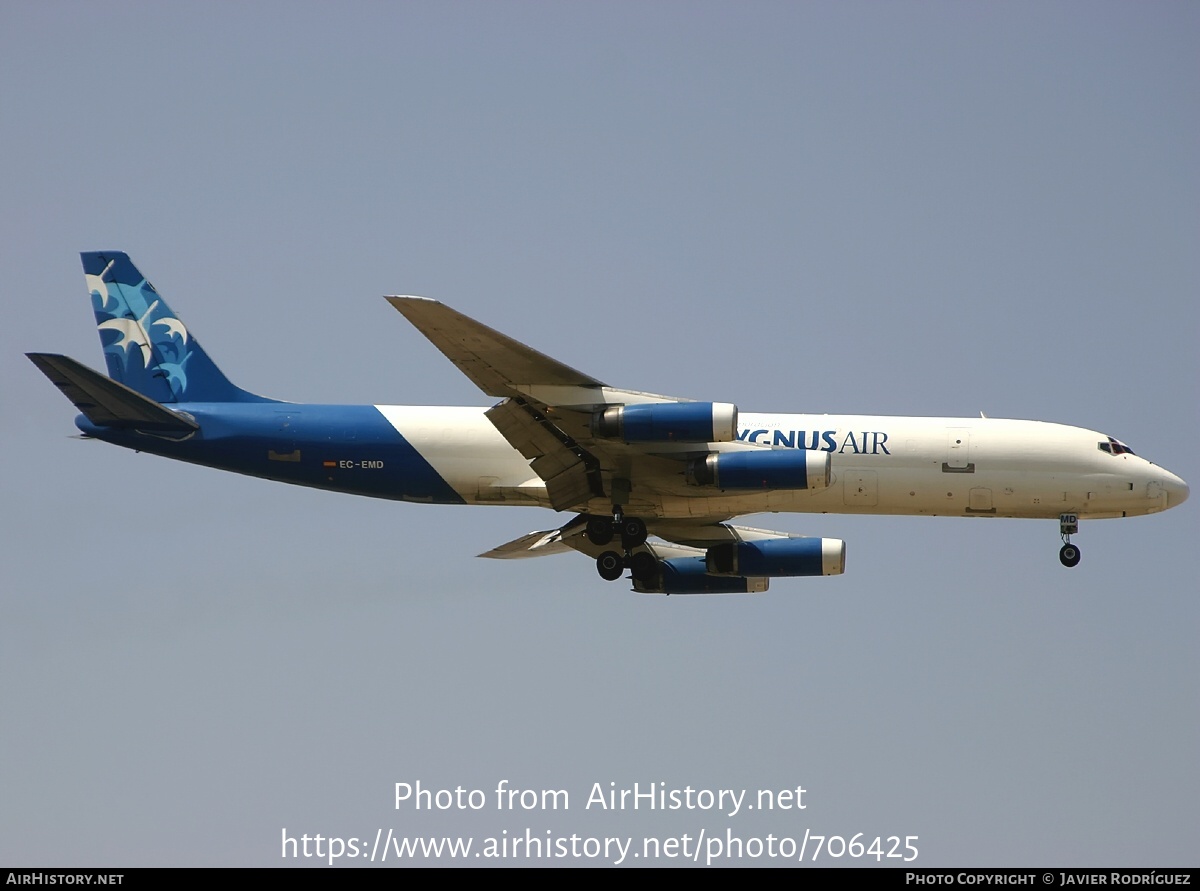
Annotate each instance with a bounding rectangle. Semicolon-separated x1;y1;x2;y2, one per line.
377;407;1188;522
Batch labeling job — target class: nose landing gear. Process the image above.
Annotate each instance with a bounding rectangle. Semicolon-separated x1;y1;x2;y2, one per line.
1059;513;1081;567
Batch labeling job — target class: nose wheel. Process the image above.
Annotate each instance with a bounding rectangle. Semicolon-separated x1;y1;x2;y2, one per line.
1059;543;1081;568
1059;513;1081;568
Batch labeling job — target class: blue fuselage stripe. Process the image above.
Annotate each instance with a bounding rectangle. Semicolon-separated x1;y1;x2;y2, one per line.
75;404;466;504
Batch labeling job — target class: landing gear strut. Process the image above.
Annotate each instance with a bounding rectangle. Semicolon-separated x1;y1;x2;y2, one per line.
1059;513;1081;568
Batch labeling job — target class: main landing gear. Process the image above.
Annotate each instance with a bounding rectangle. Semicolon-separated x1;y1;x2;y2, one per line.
589;510;656;583
1058;513;1081;568
595;550;625;581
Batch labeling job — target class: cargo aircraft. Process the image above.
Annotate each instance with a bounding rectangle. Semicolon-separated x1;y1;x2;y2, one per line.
28;252;1189;594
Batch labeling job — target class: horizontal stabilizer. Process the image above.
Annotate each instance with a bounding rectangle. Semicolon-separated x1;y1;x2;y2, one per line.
27;353;199;433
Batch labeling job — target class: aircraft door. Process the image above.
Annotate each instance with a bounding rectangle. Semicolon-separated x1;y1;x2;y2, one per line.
943;428;974;473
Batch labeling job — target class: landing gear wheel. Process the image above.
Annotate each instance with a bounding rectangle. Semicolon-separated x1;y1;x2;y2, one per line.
629;551;658;584
586;516;614;546
596;550;625;581
1059;543;1081;568
620;517;648;549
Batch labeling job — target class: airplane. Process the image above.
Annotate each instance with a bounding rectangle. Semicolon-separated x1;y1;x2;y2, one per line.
28;252;1189;594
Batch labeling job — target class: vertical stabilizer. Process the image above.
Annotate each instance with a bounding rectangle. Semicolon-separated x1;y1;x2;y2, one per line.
83;251;267;403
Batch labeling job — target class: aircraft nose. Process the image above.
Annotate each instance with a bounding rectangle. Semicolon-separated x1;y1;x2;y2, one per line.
1163;471;1189;509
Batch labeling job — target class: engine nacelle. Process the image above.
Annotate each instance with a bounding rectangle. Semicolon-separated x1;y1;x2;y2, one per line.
633;555;769;595
706;537;845;578
685;448;831;490
593;402;738;443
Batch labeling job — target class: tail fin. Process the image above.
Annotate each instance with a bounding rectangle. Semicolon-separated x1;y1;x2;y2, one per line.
83;251;267;403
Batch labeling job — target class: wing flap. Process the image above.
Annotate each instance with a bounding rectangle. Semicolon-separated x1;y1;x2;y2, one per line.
485;398;603;511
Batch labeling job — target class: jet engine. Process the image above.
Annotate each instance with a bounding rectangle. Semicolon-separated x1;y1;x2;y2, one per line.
706;537;845;577
593;402;738;443
632;555;769;595
685;448;831;490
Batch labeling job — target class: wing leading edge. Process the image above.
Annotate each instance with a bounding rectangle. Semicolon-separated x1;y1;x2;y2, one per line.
384;296;604;398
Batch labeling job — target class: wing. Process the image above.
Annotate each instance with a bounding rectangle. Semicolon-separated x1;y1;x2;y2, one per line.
476;514;589;560
384;296;605;397
387;296;831;511
387;295;693;512
387;296;842;594
480;516;845;594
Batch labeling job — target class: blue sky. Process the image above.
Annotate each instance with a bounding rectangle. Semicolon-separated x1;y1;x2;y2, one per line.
1;2;1196;866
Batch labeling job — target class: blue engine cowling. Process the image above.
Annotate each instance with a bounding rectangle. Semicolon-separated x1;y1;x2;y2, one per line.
593;402;738;443
685;448;831;490
632;555;769;595
706;537;846;577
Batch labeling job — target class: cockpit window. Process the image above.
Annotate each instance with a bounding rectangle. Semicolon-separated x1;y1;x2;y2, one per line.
1098;437;1136;456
